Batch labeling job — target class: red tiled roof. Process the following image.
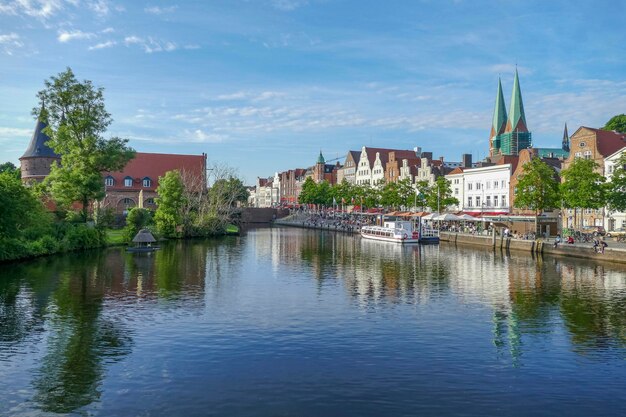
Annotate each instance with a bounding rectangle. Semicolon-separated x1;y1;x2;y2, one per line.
591;127;626;157
103;152;206;192
448;167;464;175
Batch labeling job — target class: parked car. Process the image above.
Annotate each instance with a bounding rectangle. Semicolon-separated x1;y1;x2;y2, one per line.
582;226;606;236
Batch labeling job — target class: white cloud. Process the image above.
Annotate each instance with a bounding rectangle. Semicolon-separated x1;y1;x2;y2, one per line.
57;29;94;43
217;91;248;101
0;126;32;137
0;32;24;55
187;129;226;143
124;35;178;53
101;27;115;34
144;5;178;15
88;40;116;50
0;0;69;20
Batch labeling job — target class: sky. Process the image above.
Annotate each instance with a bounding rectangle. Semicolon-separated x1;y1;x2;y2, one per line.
1;0;625;184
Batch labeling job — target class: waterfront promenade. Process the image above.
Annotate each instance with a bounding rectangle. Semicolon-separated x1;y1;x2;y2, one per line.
275;212;626;264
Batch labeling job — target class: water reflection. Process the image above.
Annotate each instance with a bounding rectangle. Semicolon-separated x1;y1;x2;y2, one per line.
266;227;626;357
0;229;625;415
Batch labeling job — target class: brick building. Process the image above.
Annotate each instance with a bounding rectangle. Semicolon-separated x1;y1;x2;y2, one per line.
102;152;207;214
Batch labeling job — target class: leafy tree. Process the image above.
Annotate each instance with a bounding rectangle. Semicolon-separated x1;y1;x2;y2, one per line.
606;151;626;212
380;181;401;209
36;68;135;221
154;170;185;237
124;207;153;242
415;180;430;210
603;114;626;132
209;177;249;207
298;177;317;205
397;178;416;209
0;162;20;179
0;172;51;239
317;181;332;206
513;157;561;234
332;179;355;207
424;177;458;213
560;158;607;229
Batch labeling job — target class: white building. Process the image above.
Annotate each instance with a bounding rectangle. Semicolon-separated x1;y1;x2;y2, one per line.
604;148;626;232
461;164;512;214
271;172;281;206
445;168;465;212
370;152;387;186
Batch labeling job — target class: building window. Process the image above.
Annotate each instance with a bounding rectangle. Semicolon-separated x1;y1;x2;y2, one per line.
122;198;134;207
501;195;506;207
486;196;491;207
579;142;586;148
454;188;459;195
467;197;472;207
143;177;152;187
501;180;506;188
124;176;133;187
494;181;499;189
494;195;499;207
583;151;592;160
476;196;480;207
575;152;582;158
145;198;155;205
105;176;114;186
468;183;473;191
486;181;491;190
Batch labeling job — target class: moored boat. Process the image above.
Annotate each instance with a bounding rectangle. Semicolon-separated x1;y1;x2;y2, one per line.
361;220;439;244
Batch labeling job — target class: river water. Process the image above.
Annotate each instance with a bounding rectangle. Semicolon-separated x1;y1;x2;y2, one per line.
1;227;625;416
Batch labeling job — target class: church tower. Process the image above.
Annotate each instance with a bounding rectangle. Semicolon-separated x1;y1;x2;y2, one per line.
19;105;60;183
314;151;325;183
489;78;508;157
562;123;570;152
489;69;532;156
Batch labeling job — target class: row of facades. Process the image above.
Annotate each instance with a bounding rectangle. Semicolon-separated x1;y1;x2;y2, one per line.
251;71;626;233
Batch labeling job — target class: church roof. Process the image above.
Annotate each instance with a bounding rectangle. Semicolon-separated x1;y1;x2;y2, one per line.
317;151;325;164
490;78;508;138
505;69;528;133
21;114;59;159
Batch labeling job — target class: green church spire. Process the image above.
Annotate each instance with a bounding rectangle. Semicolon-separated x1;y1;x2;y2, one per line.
490;77;508;139
317;150;325;164
506;69;528;133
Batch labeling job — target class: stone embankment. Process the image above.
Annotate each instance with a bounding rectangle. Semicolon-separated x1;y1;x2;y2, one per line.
440;232;626;265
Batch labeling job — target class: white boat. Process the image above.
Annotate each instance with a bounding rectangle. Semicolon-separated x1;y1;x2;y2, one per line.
361;220;439;244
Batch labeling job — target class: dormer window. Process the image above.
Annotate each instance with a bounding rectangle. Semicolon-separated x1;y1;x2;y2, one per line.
105;176;114;187
124;176;133;187
143;177;152;187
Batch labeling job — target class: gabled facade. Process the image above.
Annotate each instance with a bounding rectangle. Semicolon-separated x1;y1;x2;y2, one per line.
385;151;420;183
509;148;561;216
336;150;360;184
445;167;465;212
279;168;306;204
562;127;626;229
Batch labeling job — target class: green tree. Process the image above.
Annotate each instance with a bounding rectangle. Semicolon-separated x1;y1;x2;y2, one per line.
603;114;626;132
424;177;458;213
36;68;135;221
124;207;153;242
606;151;626;212
380;181;401;209
298;177;317;205
561;158;607;229
415;180;430;210
0;172;51;239
397;178;416;209
513;157;561;234
0;162;20;179
154;170;185;237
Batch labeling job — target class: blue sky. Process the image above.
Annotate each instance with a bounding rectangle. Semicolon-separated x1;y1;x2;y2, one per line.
1;0;625;183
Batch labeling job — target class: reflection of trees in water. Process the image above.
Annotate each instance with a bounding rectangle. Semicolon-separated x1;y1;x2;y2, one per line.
31;252;132;414
0;258;65;354
558;262;626;351
294;231;451;305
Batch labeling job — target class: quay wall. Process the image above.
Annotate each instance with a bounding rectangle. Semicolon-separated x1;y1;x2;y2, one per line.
440;232;626;265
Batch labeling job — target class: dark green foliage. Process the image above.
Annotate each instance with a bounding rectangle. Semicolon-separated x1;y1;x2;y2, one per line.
0;162;20;179
123;208;153;242
607;152;626;212
603;114;626;132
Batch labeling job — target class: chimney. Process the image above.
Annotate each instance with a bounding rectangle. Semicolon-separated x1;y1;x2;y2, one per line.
439;156;444;163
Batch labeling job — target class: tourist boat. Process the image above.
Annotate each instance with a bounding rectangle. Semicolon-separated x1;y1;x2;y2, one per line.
360;220;439;244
